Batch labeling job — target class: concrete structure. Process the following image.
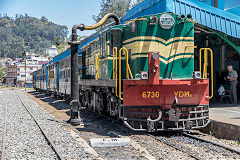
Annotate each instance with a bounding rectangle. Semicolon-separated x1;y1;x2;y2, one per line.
25;52;49;65
6;62;17;85
90;138;131;147
16;63;42;86
5;53;49;86
17;53;49;86
1;58;13;68
201;105;240;141
45;45;59;58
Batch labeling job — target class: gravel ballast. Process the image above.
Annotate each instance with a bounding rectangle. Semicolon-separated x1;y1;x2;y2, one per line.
27;90;240;160
3;89;240;160
0;90;90;159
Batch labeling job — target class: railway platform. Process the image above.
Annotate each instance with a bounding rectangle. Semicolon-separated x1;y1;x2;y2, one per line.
210;104;240;126
202;104;240;142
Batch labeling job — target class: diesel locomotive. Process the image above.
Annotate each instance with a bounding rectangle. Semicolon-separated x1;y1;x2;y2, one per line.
33;12;211;132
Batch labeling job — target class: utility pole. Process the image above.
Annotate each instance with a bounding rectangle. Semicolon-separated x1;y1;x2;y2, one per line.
68;26;81;125
22;51;26;91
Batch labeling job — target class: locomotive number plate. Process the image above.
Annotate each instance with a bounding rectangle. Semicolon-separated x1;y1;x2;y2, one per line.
142;91;160;98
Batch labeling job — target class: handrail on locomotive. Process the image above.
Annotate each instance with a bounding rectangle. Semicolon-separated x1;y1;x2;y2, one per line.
112;47;133;100
95;54;99;80
199;48;213;99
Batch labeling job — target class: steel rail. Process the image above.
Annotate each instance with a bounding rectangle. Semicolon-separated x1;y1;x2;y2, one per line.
147;134;201;160
1;97;7;160
15;91;64;160
181;131;240;155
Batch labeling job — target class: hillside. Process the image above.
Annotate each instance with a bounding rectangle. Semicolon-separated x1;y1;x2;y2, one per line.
0;14;68;59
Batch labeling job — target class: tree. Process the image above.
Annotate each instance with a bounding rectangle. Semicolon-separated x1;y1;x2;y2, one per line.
55;37;61;46
131;0;144;8
93;0;132;23
40;16;48;22
0;14;68;59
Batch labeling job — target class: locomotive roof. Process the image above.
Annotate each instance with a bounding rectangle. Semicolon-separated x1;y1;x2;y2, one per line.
121;0;240;39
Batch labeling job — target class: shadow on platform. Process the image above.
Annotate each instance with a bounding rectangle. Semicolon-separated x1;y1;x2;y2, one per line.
28;90;69;110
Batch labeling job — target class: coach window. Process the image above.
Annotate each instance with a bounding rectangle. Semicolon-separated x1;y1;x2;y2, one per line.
88;46;90;57
59;71;61;79
99;36;102;57
103;33;107;57
91;43;94;53
94;42;97;53
100;34;106;58
97;40;100;51
91;42;94;55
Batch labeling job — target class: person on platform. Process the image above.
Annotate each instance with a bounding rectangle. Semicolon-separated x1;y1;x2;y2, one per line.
224;65;238;104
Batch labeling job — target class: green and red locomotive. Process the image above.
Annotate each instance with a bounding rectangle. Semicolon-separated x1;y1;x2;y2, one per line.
34;12;211;132
77;12;210;132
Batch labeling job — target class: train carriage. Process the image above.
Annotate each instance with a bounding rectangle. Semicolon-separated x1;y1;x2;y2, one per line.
58;55;71;98
35;70;41;90
47;63;56;93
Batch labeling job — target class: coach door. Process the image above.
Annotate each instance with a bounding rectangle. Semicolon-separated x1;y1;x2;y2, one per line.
110;28;122;55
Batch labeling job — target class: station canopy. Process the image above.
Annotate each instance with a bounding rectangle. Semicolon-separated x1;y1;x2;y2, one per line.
121;0;240;53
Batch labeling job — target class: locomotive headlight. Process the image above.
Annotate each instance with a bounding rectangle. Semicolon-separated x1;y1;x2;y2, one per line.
149;16;158;24
140;71;148;79
159;14;175;29
193;71;202;79
152;52;159;60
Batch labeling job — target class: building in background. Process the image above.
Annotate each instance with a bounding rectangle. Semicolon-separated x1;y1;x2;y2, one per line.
5;52;49;87
45;45;59;58
16;63;42;87
18;52;49;87
6;62;17;85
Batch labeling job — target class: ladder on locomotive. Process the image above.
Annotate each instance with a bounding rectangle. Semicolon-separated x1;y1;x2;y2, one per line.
113;47;133;100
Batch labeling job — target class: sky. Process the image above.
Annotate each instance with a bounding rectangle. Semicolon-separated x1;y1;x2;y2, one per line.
0;0;102;37
0;0;239;37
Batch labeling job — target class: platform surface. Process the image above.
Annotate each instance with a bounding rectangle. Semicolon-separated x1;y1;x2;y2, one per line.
210;104;240;126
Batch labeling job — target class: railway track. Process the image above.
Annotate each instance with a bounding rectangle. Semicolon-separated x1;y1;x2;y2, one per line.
148;133;201;160
1;94;7;160
14;90;240;160
148;131;240;160
79;106;240;159
0;90;64;160
14;91;64;160
181;131;240;155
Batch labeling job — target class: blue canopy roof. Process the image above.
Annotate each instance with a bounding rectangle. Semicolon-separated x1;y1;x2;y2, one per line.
121;0;240;39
